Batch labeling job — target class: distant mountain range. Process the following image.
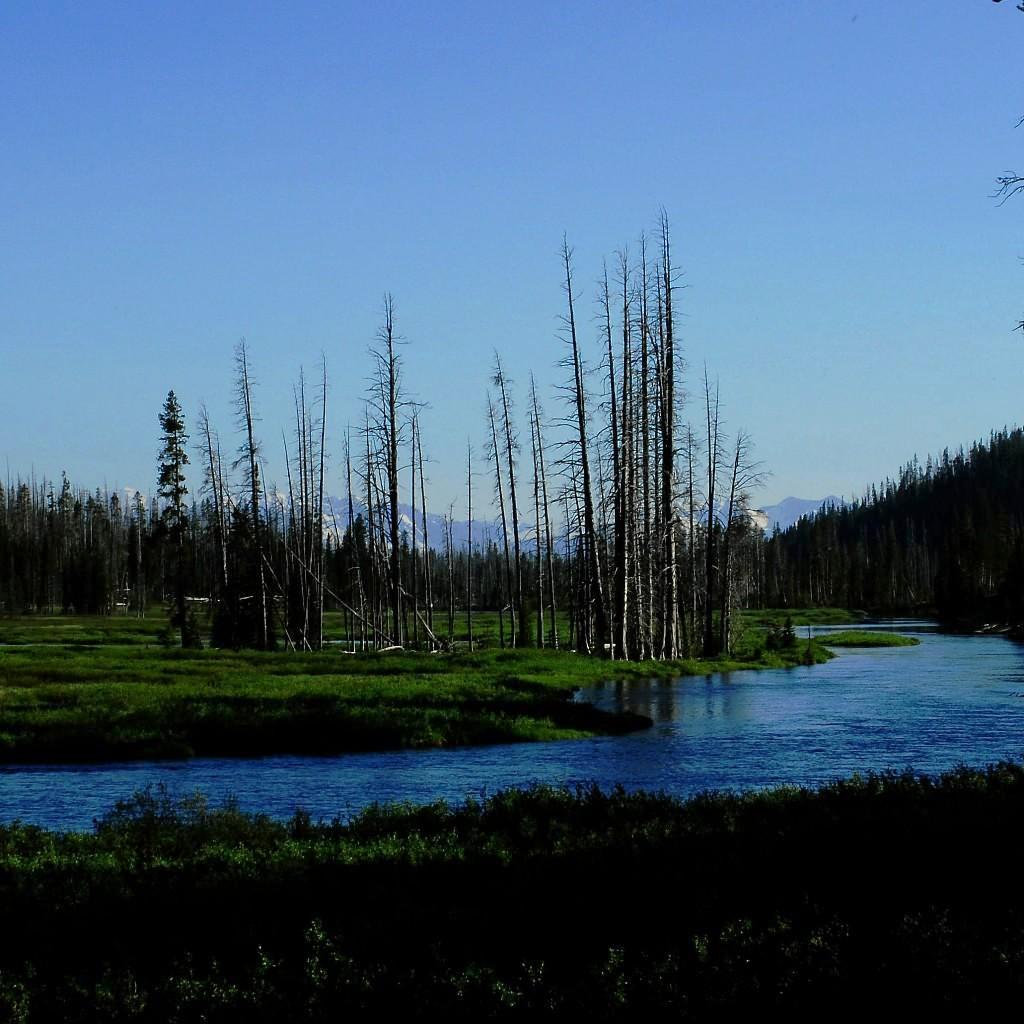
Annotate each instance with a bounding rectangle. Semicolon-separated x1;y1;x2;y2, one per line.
325;496;511;552
757;496;842;533
325;494;841;550
122;487;834;547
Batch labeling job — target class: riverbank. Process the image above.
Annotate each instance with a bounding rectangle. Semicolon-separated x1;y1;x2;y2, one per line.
1;763;1022;1017
0;638;831;763
820;630;920;648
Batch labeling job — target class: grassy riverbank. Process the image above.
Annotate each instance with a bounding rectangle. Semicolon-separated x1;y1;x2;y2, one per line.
740;606;865;627
0;631;830;762
820;630;920;648
0;606;855;646
1;763;1023;1017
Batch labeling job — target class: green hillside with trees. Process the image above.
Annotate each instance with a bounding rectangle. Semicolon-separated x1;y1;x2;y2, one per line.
763;427;1024;627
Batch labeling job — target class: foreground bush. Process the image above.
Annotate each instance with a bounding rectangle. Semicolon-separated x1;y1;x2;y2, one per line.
3;765;1024;1017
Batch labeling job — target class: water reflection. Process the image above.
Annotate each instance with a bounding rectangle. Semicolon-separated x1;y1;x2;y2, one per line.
590;674;754;726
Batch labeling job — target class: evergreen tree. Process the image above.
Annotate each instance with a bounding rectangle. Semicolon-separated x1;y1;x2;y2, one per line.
157;390;200;647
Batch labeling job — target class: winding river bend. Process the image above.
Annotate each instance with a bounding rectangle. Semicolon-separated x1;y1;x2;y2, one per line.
3;621;1024;830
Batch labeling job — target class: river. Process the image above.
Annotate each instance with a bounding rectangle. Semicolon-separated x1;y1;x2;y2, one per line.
2;621;1023;830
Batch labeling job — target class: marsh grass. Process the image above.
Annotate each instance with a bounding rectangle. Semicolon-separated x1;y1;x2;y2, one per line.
739;606;866;627
819;630;920;648
0;614;831;762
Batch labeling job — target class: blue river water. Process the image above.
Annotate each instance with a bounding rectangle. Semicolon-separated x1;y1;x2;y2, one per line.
2;621;1024;830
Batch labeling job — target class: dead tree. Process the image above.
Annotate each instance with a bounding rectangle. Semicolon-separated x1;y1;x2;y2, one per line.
561;238;608;655
409;412;419;646
487;394;515;645
638;235;654;658
530;375;558;649
316;357;327;649
197;403;228;604
683;423;700;656
369;295;404;646
233;340;270;649
600;263;621;658
417;413;433;640
658;213;679;660
493;354;526;646
530;405;544;647
719;428;765;655
615;249;634;661
703;370;722;657
466;439;474;648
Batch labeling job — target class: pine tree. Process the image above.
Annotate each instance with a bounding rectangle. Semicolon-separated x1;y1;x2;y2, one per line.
157;390;199;647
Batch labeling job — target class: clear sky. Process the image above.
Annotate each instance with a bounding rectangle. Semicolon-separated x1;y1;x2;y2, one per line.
2;2;1022;515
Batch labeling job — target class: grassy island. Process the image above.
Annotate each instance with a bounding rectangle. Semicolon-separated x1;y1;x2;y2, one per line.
820;630;920;648
0;763;1023;1017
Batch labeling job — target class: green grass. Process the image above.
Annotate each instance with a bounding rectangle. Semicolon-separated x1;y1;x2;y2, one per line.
739;606;866;627
3;764;1024;1015
0;613;832;763
0;613;171;645
0;646;651;762
819;630;920;648
0;602;831;765
321;607;574;648
0;643;830;764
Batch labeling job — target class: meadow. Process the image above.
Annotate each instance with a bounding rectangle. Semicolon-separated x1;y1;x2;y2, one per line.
820;630;921;648
0;609;835;762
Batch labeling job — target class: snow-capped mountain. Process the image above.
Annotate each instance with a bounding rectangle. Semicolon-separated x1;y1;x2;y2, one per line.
324;494;842;549
756;496;842;533
326;496;512;551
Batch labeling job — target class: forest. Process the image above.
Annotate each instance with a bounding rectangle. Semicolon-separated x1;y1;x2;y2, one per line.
0;217;771;661
763;426;1024;626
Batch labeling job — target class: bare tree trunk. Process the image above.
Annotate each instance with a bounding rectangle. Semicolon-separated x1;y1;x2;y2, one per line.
283;429;302;650
703;370;721;658
493;354;525;646
466;440;473;649
317;358;327;650
410;413;419;647
376;295;403;646
234;340;269;650
616;249;633;661
562;239;608;655
530;407;544;647
364;412;378;649
198;404;228;604
639;236;653;658
417;416;433;642
446;506;456;639
487;396;514;647
685;424;699;656
562;488;576;650
530;376;558;650
600;263;620;660
658;214;678;660
134;491;145;617
720;429;764;655
345;429;363;652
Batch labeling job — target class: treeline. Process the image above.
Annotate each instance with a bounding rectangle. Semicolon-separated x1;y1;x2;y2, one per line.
1;214;769;658
0;470;568;647
763;426;1024;623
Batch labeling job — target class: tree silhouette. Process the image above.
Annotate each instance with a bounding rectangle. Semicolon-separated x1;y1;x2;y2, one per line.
157;390;199;647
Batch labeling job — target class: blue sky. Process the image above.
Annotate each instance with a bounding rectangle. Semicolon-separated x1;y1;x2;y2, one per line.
2;2;1022;513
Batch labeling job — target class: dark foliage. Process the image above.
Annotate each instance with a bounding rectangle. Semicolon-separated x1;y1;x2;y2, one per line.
763;427;1024;625
4;767;1024;1016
